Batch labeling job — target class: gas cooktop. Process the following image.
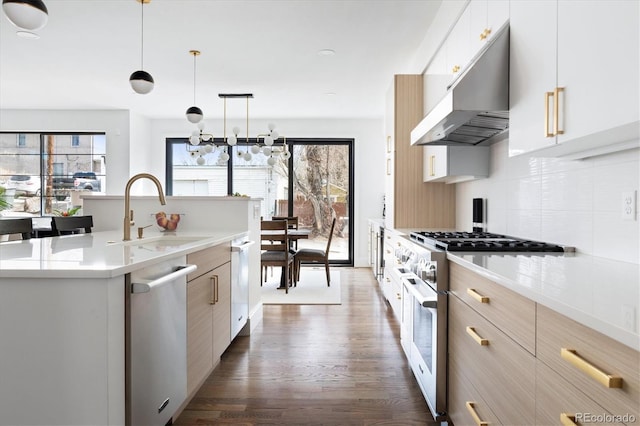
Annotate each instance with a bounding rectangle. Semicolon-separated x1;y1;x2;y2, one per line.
409;231;569;252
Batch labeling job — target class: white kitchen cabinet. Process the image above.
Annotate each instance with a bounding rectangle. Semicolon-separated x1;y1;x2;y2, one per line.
423;145;489;184
468;0;510;55
509;0;640;159
445;5;472;84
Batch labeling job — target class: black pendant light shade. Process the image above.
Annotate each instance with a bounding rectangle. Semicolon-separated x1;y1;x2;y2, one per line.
129;70;154;94
186;106;203;124
2;0;48;31
129;0;153;95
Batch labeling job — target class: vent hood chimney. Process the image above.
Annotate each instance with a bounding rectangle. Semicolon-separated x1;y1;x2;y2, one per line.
411;23;510;146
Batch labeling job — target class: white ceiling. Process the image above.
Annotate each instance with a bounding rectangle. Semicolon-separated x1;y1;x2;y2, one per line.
0;0;442;121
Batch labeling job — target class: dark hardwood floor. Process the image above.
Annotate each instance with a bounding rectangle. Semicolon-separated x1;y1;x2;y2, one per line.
174;267;437;425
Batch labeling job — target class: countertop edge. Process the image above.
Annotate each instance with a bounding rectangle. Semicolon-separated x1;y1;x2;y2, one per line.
0;230;248;280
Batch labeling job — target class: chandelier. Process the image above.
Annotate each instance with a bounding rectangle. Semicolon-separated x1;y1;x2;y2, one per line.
186;92;290;166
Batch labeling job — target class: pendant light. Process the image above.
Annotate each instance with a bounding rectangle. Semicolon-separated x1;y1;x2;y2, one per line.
185;50;203;123
129;0;154;94
2;0;48;31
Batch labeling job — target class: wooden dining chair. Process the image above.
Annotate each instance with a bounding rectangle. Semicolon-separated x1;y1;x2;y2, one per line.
271;216;299;249
0;218;33;240
295;217;336;286
261;219;296;293
51;215;93;236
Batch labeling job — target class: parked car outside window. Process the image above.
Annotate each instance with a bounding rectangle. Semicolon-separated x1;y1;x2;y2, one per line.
5;175;41;196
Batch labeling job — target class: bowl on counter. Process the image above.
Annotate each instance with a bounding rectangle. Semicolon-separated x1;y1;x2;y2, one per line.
155;212;181;231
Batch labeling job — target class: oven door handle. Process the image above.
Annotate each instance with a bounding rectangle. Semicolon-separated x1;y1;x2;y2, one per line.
402;277;437;309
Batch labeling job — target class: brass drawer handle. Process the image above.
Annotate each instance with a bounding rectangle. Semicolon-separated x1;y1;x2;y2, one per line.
560;348;623;388
465;401;489;426
209;275;218;305
467;288;489;303
467;326;489;346
560;413;577;426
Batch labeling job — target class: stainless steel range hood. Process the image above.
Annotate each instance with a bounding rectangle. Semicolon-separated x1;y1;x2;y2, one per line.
411;23;510;146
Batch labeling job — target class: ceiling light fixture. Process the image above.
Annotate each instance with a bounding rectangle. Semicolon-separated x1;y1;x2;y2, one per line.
187;93;289;165
185;50;204;124
129;0;154;94
2;0;48;31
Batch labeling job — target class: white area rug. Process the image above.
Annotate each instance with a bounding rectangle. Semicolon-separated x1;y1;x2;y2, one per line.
261;267;341;305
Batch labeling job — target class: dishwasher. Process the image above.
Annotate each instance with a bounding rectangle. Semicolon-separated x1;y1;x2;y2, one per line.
128;256;197;426
230;238;254;339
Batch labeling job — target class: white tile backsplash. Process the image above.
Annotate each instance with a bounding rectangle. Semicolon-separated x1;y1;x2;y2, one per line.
456;139;640;263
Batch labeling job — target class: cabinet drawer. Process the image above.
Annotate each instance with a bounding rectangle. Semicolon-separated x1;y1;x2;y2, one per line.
448;355;502;426
537;305;640;420
186;243;231;281
449;262;536;354
449;295;535;425
536;360;624;426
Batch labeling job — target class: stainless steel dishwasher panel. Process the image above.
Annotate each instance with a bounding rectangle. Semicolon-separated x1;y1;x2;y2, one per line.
129;257;196;426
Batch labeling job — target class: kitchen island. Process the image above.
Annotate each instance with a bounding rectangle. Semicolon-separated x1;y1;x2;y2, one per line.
0;230;246;426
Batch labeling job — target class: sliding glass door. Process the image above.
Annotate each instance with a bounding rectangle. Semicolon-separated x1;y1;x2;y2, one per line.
166;137;354;265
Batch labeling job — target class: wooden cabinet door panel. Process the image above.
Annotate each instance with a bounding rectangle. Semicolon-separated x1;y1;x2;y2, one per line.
449;295;535;424
537;305;640;419
186;272;214;396
212;262;232;362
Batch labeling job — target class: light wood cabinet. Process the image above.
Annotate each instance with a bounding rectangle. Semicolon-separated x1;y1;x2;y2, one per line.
447;261;640;425
185;243;231;397
509;0;639;159
448;355;502;426
448;294;536;425
536;360;625;426
449;262;536;354
385;74;455;229
422;145;489;184
537;305;640;422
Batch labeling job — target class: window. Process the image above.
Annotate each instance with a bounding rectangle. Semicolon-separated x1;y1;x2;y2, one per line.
166;137;354;266
0;132;106;217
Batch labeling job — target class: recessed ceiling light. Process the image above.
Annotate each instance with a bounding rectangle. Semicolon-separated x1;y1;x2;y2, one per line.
16;31;40;39
317;49;335;56
325;92;336;96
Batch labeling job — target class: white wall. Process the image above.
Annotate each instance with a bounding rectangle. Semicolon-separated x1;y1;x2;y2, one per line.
456;140;640;264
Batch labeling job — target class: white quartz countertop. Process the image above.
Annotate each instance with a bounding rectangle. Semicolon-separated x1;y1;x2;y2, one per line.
447;252;640;351
0;229;247;279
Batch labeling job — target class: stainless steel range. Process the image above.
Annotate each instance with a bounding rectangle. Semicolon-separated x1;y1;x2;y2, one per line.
398;230;571;422
410;230;571;252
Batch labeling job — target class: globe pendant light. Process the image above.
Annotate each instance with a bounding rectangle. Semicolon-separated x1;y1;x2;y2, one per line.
2;0;48;31
185;50;203;124
129;0;154;94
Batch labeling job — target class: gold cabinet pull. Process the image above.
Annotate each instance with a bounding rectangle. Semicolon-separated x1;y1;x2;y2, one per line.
554;87;565;135
467;288;489;303
467;326;489;346
479;28;491;40
465;401;489;426
560;348;623;388
209;275;218;305
386;158;391;176
429;155;435;176
560;413;577;426
452;65;461;73
544;91;554;137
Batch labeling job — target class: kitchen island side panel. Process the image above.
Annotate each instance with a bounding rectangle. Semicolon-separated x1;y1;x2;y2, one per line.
0;276;125;426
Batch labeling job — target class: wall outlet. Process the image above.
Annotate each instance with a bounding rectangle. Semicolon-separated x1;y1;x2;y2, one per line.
621;191;637;220
622;304;637;332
